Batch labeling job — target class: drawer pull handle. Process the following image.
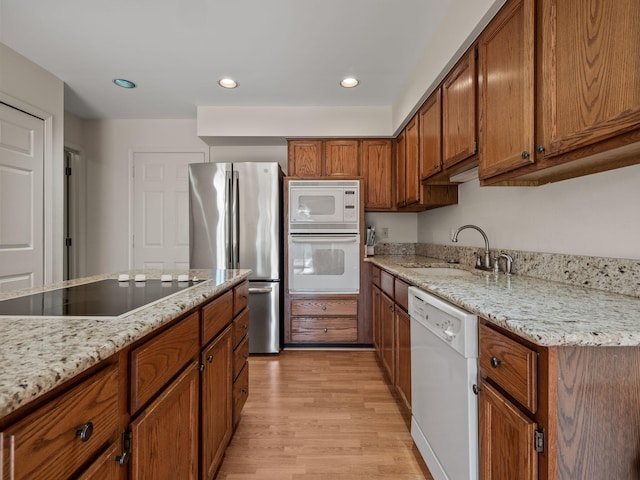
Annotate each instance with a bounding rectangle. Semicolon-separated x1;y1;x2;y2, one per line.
490;357;501;368
76;422;94;442
241;388;248;394
207;355;214;363
323;328;328;333
472;384;482;395
243;324;248;330
322;305;327;311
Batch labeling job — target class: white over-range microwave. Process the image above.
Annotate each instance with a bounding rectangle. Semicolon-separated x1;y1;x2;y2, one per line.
288;179;360;233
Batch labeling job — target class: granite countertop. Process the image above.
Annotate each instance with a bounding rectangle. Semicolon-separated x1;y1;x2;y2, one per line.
0;269;251;419
367;255;640;348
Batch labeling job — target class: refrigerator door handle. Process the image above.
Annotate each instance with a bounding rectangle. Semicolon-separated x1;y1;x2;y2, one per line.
232;171;240;268
225;170;233;269
249;287;273;294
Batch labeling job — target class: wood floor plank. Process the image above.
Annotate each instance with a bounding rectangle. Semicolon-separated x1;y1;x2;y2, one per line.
215;350;433;480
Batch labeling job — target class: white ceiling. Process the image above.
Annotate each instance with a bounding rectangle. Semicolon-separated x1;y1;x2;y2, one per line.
0;0;452;120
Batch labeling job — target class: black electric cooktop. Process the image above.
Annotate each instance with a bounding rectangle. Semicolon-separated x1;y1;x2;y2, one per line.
0;279;196;317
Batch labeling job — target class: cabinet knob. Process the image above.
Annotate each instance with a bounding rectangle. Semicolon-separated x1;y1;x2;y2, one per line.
521;151;530;160
323;328;328;333
243;323;248;330
207;355;213;363
490;356;501;368
472;384;482;395
536;145;545;154
241;388;248;394
199;364;205;372
322;305;327;311
243;353;249;359
76;422;94;442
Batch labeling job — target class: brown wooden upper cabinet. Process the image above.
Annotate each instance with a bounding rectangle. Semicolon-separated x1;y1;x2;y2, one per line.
324;140;360;176
361;139;393;210
478;0;535;180
403;115;420;206
419;89;443;182
287;139;323;176
479;0;640;185
394;129;406;208
442;48;478;170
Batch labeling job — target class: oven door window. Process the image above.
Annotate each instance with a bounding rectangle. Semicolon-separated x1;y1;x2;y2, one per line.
288;235;360;293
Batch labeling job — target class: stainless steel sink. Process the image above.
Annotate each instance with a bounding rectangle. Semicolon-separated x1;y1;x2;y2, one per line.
407;267;473;277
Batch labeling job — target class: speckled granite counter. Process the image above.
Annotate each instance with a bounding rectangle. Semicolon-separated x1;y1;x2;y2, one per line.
367;255;640;348
0;269;250;419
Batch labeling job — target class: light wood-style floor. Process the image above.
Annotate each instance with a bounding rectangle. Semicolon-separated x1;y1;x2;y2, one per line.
216;350;433;480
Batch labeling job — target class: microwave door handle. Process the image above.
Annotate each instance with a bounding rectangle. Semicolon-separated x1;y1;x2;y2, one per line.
290;237;358;243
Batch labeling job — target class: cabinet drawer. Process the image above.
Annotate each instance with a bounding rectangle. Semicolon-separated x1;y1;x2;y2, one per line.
394;278;410;311
77;442;121;480
234;281;249;316
233;335;249;381
479;323;537;413
371;265;381;286
2;364;119;480
131;312;199;412
233;363;249;427
380;270;394;298
232;307;249;349
290;298;357;316
291;318;358;343
202;290;233;345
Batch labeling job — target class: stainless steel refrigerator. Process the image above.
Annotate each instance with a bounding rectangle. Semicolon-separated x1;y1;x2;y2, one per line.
188;162;283;353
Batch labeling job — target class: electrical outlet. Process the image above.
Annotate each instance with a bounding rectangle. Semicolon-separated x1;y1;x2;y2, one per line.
382;227;389;239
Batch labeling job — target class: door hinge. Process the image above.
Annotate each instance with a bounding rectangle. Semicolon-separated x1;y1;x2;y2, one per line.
116;429;133;466
65;166;72;176
534;428;546;454
65;237;72;247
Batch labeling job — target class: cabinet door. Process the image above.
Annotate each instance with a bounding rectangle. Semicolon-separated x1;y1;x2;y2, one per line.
404;115;420;205
372;285;382;352
201;326;233;479
288;140;323;176
324;140;360;176
443;48;477;169
395;307;411;412
479;380;537;480
419;89;443;180
130;363;199;480
380;293;395;383
362;139;393;210
395;131;406;208
478;0;535;180
540;0;640;158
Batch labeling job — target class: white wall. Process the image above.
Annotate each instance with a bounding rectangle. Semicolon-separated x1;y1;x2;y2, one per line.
83;119;209;275
0;42;65;283
364;212;418;244
417;164;640;260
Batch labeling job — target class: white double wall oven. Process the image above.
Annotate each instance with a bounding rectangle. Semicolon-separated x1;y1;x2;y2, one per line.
287;180;360;294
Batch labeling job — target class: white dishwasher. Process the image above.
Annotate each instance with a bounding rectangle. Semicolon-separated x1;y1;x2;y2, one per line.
408;286;478;480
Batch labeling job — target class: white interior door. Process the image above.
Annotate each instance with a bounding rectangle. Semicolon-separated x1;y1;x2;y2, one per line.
0;103;44;291
133;151;205;271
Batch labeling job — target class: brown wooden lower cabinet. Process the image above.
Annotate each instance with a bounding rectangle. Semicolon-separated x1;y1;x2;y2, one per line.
479;379;537;480
395;306;411;413
287;295;360;345
77;442;122;480
201;326;233;479
130;362;200;480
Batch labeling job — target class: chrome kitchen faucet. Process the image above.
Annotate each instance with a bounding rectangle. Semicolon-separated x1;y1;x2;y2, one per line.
451;224;492;271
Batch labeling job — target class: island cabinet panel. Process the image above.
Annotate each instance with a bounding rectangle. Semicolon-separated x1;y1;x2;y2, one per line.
233;335;249;380
233;281;249;317
130;311;199;413
233;364;249;428
201;326;233;479
130;362;199;480
1;364;119;480
232;307;249;349
202;289;233;345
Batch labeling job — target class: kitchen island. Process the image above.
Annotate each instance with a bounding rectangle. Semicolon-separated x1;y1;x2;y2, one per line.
367;255;640;480
0;268;251;479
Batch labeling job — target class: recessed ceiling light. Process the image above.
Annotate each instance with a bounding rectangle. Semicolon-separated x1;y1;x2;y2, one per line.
113;78;136;89
340;77;359;88
218;78;238;89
